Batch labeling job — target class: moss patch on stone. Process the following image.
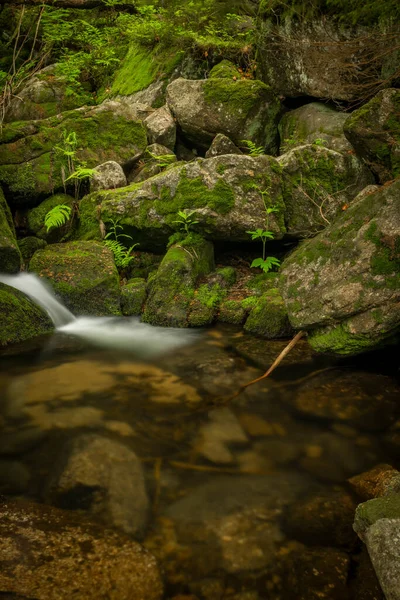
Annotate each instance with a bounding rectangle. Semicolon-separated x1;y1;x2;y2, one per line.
0;187;21;273
121;278;147;316
244;289;293;338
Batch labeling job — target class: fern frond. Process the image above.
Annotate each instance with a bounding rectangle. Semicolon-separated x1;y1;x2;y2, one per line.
44;204;72;232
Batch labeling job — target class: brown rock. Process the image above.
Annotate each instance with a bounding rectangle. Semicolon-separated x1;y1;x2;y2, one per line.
348;464;400;500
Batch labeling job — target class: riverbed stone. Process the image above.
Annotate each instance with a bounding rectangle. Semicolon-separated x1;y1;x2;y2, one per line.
0;101;147;204
277;144;374;237
121;277;147;315
77;153;285;247
0;496;163;600
279;103;354;154
0;187;21;273
0;281;53;346
349;464;400;500
344;88;400;183
166;71;281;153
280;178;400;355
46;434;149;538
90;161;127;192
29;241;121;316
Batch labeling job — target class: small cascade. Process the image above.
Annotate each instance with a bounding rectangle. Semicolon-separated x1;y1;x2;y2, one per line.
0;272;75;327
1;272;199;357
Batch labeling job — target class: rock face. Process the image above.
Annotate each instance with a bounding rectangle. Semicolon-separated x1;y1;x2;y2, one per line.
0;102;147;204
0;188;21;273
144;105;176;148
278;144;374;236
344;88;400;183
4;65;87;123
280;179;400;355
29;241;121;315
166;67;281;153
90;161;127;192
0;496;163;600
258;19;398;101
279;103;353;154
46;434;149;538
0;281;53;346
77;154;285;246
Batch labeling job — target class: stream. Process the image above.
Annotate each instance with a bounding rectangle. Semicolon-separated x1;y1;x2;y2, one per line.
0;274;399;599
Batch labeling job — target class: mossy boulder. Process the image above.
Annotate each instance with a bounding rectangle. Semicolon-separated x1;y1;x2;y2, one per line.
208;60;241;79
0;187;21;273
121;278;147;316
129;144;176;184
25;194;75;242
244;288;294;338
187;267;236;326
4;65;89;123
0;282;53;346
143;237;214;327
279;103;353;154
278;144;374;237
18;237;47;265
29;241;121;316
344;88;400;183
166;75;281;153
280;179;400;355
77;154;285;248
0;101;148;204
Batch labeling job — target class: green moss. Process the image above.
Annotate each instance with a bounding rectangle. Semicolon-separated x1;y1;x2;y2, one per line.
121;278;147;316
308;321;391;355
0;188;21;273
26;194;75;241
0;282;53;346
218;299;246;325
365;221;400;283
18;237;47;264
208;60;240;79
354;495;400;535
244;291;293;338
203;78;273;118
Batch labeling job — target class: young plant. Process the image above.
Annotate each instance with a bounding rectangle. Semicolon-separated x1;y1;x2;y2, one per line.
146;151;176;169
246;205;281;273
54;131;94;199
104;218;139;270
240;139;265;157
44;204;72;232
173;210;199;235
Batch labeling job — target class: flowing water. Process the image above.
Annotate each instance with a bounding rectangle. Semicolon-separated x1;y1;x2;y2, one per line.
1;274;399;599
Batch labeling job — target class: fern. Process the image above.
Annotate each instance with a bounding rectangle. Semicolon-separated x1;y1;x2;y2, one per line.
240;139;265;157
44;204;72;232
104;239;138;269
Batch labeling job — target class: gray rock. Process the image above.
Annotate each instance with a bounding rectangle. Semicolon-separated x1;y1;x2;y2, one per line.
119;80;166;108
166;75;280;152
46;434;149;538
278;144;374;237
279;102;354;154
280;179;400;355
0;496;163;600
90;161;127;192
144;105;176;148
205;133;243;158
344;88;400;183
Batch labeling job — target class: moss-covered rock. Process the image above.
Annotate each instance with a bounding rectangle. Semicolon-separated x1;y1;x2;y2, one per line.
29;241;121;316
4;65;89;123
25;194;75;242
344;88;400;183
279;103;354;154
143;236;214;327
166;75;281;153
0;187;21;273
0;282;53;346
244;288;294;338
208;60;241;79
0;102;147;204
77;154;285;249
121;278;147;316
354;495;400;538
18;236;47;265
280;179;400;355
278;144;374;237
187;267;236;326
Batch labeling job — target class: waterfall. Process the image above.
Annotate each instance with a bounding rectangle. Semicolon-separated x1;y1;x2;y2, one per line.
0;272;199;357
0;273;75;327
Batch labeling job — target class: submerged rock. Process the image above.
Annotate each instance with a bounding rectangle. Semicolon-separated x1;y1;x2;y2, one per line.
349;464;400;500
0;496;163;600
280;179;400;355
29;241;121;316
166;67;281;152
344;88;400;183
0;282;53;346
46;434;149;538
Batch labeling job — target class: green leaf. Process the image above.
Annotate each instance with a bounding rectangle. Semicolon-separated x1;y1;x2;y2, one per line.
44;204;72;232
